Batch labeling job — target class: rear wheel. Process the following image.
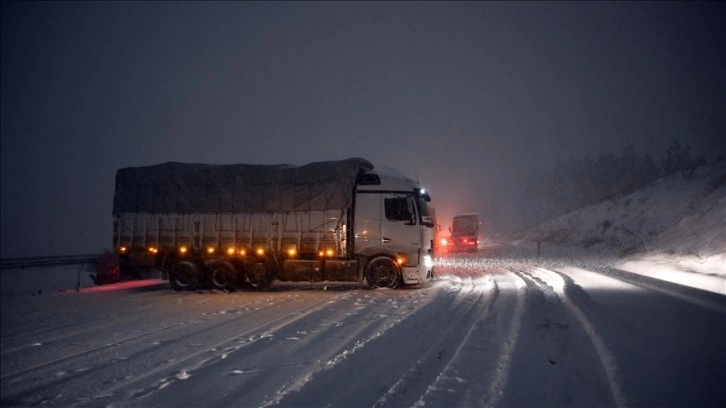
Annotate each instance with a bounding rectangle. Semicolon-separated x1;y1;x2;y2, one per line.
246;258;277;290
169;261;199;291
365;256;401;289
207;260;237;291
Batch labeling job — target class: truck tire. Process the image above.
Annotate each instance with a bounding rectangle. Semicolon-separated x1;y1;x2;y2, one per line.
170;260;199;291
207;260;237;292
246;258;277;290
365;256;401;289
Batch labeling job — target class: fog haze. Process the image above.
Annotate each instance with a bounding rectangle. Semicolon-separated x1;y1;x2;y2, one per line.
2;1;724;257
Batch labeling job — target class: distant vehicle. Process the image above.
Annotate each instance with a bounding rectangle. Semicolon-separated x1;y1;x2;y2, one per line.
449;213;480;253
106;158;435;291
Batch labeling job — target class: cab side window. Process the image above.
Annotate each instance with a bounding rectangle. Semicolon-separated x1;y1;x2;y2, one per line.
384;196;416;224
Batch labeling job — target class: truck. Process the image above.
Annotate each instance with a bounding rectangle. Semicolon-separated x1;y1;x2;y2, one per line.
110;158;435;291
448;213;480;253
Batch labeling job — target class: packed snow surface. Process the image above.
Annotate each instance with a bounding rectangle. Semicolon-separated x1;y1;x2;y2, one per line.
1;249;724;407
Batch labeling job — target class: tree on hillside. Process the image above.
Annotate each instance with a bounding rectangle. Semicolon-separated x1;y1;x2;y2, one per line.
515;145;666;231
661;139;706;179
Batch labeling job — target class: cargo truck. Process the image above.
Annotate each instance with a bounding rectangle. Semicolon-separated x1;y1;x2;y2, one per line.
449;213;480;253
111;158;435;291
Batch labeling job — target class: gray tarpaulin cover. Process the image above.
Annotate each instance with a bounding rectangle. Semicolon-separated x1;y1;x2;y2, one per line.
113;158;374;214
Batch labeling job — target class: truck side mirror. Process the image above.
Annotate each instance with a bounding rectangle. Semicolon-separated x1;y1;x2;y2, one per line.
421;217;435;228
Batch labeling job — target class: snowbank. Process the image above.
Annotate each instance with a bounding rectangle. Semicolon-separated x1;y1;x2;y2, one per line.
515;161;726;294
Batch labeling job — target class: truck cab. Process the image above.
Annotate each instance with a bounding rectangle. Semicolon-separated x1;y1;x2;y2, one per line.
354;166;435;286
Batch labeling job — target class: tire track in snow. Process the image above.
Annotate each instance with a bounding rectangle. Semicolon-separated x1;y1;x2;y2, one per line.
1;294;301;381
478;271;527;408
263;279;488;408
106;290;432;406
405;271;527;408
374;275;498;408
1;292;356;406
525;267;627;408
1;291;181;355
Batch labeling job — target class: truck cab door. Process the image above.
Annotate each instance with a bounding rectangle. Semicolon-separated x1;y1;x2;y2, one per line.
354;192;421;253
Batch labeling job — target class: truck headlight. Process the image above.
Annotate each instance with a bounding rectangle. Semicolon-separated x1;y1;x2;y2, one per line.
423;254;433;269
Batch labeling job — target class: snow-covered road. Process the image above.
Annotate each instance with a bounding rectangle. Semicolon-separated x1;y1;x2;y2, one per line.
1;254;725;407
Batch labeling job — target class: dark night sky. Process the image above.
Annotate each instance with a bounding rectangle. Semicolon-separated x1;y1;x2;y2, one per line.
2;1;724;257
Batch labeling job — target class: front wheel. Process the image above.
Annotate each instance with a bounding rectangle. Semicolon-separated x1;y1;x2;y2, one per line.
169;261;199;291
365;256;401;289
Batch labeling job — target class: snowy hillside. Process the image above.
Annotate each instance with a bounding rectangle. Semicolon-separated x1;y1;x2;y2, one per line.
516;161;726;293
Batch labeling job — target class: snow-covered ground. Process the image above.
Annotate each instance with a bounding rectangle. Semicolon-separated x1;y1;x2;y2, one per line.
1;164;724;407
515;161;726;295
2;259;724;407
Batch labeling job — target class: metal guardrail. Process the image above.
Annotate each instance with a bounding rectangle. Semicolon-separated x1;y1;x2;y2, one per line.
0;254;101;270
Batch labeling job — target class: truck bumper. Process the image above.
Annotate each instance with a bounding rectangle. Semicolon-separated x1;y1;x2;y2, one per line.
402;254;433;284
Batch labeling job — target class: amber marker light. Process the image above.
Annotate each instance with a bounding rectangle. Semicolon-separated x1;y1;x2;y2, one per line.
207;247;215;254
396;257;405;265
239;248;246;256
179;246;188;254
119;246;127;253
287;247;297;257
227;247;235;255
256;248;265;256
326;249;334;257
